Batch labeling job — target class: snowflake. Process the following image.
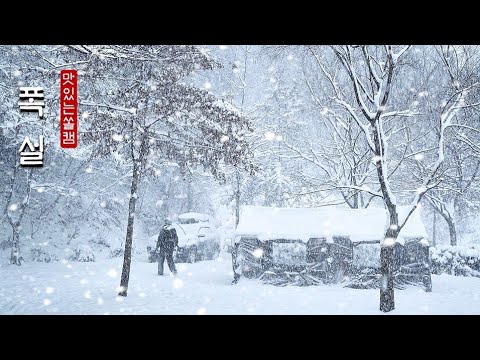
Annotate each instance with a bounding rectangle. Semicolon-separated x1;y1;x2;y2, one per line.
219;45;228;50
275;135;283;141
173;278;184;289
252;248;263;258
204;81;212;90
220;135;229;143
81;112;90;119
372;155;382;163
414;153;424;161
43;299;52;306
85;167;93;173
8;204;18;212
264;131;276;141
36;187;45;193
100;201;107;208
383;237;396;247
416;186;427;194
107;269;117;278
196;307;207;315
46;287;55;294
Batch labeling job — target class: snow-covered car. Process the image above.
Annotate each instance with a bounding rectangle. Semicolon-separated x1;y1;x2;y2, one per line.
147;212;221;263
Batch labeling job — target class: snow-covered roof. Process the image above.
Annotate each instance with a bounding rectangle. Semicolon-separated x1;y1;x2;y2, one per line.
235;205;427;243
178;212;210;223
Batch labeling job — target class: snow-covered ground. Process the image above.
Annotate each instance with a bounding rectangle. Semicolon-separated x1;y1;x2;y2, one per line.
1;253;479;314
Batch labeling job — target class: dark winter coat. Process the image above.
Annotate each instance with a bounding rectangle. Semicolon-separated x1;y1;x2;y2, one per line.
156;225;179;252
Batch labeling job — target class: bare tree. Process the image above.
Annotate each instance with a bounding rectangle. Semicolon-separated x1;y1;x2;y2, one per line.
302;45;480;312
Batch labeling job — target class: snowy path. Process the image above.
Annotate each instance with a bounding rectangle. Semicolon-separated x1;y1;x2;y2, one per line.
1;253;480;314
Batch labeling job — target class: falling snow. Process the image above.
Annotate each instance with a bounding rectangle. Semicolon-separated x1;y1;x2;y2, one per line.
265;131;276;141
2;45;480;315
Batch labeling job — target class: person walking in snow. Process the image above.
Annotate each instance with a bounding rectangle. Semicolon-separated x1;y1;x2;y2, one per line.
155;218;178;276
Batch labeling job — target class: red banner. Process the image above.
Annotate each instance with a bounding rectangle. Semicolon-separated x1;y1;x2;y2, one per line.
60;70;78;148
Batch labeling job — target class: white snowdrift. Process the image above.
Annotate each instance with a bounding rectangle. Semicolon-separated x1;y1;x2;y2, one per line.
1;256;479;314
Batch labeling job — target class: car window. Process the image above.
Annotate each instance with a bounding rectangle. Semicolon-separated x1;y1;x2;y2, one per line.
198;227;211;237
178;218;197;224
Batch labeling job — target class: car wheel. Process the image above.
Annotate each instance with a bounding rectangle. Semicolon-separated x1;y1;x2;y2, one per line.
188;246;198;263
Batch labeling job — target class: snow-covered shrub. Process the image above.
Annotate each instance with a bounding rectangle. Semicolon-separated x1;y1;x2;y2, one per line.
30;246;58;263
109;248;124;258
70;244;96;262
430;245;480;277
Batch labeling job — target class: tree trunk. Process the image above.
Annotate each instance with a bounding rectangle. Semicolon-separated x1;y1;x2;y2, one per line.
353;192;359;209
380;225;397;312
446;216;457;246
186;176;193;212
372;125;398;313
437;207;457;246
432;211;437;247
5;167;31;267
235;170;240;227
118;164;141;297
10;226;21;265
